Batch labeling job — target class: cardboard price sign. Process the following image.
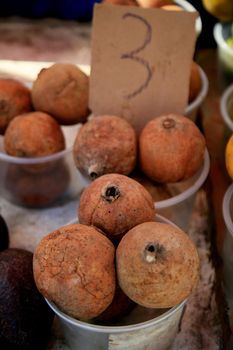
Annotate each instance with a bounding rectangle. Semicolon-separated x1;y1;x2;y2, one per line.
90;4;197;132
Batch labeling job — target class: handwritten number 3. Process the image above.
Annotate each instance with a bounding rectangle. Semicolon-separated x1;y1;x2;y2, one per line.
121;13;153;100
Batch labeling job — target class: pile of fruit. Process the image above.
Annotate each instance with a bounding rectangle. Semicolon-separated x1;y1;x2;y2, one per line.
33;174;200;323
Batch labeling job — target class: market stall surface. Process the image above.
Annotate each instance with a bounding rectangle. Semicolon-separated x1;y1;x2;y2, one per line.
0;16;230;349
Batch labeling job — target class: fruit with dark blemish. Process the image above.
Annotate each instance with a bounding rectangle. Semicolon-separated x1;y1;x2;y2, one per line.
139;114;206;183
78;173;155;241
73;115;137;180
116;221;200;308
33;223;116;320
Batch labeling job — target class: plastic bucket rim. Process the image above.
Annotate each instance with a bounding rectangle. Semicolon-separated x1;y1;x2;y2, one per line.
220;83;233;132
223;183;233;237
155;148;210;209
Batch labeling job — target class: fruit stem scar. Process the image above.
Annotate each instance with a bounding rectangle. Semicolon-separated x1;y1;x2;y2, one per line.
101;185;120;203
144;243;165;263
88;164;99;179
162;118;176;129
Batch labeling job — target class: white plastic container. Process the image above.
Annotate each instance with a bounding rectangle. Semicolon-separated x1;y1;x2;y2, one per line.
155;149;210;232
213;22;233;90
185;66;209;123
174;0;202;37
0;124;87;208
222;183;233;318
220;83;233;140
46;214;187;350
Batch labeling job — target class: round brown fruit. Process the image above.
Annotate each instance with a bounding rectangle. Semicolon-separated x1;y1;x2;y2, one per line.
73;115;137;179
137;0;172;7
31;63;89;125
4;111;65;172
116;221;200;308
139;114;206;183
161;4;182;10
78;173;155;241
189;62;202;103
33;223;116;321
0;78;32;134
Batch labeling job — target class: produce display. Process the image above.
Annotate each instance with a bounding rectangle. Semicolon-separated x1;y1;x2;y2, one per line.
33;181;200;323
0;4;209;346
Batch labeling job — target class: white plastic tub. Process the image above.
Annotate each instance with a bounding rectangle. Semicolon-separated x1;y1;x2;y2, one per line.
213;23;233;90
220;83;233;139
222;183;233;299
185;66;209;123
46;214;187;350
155;149;210;232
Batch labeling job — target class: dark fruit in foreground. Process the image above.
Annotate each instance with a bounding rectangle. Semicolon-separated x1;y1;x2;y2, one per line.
0;248;54;350
0;215;9;251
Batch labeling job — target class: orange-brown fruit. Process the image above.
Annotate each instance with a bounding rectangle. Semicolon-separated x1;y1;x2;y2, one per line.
78;173;155;240
0;78;32;134
139;114;206;183
73;115;137;180
32;63;89;125
189;62;202;103
161;4;182;10
4;111;65;158
116;221;200;308
33;223;116;321
103;0;138;5
137;0;172;7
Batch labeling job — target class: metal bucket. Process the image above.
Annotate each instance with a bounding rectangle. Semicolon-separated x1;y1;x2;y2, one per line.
46;214;187;350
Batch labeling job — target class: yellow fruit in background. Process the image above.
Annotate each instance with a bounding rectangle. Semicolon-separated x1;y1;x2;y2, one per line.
202;0;233;22
225;135;233;180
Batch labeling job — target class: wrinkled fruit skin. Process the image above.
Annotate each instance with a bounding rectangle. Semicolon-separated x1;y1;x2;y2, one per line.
0;78;32;134
33;223;116;320
116;221;200;308
0;215;9;251
32;63;89;125
78;173;155;240
139;114;206;183
0;249;54;350
73;115;137;179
